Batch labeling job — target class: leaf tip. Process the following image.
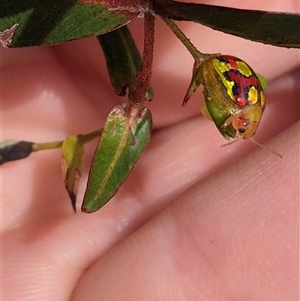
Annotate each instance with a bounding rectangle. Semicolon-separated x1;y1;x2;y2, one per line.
68;192;77;213
81;204;91;214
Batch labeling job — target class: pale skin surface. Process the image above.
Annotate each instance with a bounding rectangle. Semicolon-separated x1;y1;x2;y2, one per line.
1;0;300;300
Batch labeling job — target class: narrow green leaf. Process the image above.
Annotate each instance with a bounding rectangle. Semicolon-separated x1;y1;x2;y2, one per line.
0;140;34;165
98;25;143;96
153;0;300;48
61;135;85;212
82;104;152;213
0;0;138;47
98;25;153;99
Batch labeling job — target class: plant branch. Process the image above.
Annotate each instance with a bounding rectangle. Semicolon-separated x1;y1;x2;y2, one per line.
129;13;155;106
32;129;102;152
161;17;219;64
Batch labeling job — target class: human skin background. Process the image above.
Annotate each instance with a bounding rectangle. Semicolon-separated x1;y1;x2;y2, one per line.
1;0;299;300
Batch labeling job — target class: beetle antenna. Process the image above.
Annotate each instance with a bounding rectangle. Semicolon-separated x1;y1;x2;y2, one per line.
220;139;240;147
250;138;282;158
221;138;282;158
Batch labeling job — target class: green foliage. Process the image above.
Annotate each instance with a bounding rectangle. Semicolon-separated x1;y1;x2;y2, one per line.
152;0;300;48
98;25;151;97
61;135;85;212
82;105;152;213
0;0;136;46
1;0;299;48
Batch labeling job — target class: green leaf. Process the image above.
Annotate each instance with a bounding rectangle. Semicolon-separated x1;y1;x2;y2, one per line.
0;0;138;47
257;74;268;89
61;135;85;212
98;25;154;99
98;25;142;96
82;104;152;213
153;0;300;48
0;140;33;165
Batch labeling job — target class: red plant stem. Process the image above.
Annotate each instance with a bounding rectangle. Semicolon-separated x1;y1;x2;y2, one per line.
130;13;155;106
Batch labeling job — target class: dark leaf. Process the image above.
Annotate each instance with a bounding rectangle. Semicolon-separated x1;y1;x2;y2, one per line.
0;0;139;47
0;140;33;165
153;0;300;48
98;25;153;98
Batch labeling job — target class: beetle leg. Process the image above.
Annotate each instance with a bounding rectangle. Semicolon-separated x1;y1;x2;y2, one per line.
221;115;233;130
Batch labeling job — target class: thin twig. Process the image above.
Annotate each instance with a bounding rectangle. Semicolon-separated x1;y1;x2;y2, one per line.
130;13;155;105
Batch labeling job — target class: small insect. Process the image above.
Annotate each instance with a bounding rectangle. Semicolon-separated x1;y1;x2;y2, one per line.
199;55;281;157
200;55;266;140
